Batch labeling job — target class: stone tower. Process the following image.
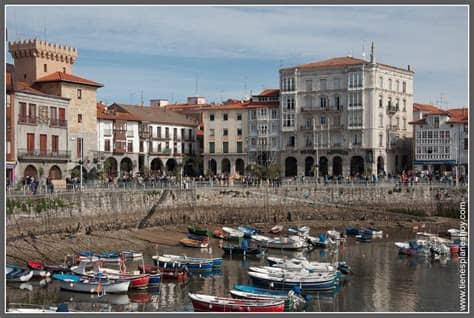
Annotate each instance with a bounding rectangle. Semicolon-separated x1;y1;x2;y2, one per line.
8;39;78;83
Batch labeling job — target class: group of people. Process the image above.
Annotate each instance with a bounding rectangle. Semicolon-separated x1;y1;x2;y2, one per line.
21;176;55;194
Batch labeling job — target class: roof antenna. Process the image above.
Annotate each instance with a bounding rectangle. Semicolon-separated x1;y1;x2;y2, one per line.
140;90;144;106
370;41;375;64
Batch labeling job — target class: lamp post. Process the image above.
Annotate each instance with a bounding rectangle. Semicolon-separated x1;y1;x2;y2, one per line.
71;136;83;191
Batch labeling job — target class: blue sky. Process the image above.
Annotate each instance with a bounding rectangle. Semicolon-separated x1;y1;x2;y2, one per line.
6;5;469;108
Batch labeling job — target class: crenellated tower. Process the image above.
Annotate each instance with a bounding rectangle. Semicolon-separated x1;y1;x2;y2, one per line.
8;39;78;83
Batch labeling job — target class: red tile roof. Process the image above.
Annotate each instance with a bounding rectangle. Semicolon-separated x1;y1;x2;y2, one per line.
283;56;367;71
35;71;103;87
258;89;280;97
409;118;427;125
15;81;70;100
447;108;468;123
413;103;443;113
97;103;139;121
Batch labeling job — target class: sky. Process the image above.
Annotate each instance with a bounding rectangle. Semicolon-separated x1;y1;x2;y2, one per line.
5;5;469;108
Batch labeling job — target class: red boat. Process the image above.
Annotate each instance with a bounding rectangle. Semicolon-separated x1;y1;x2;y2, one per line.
213;229;225;239
189;293;284;312
27;261;69;273
139;265;188;282
96;266;150;289
27;261;44;270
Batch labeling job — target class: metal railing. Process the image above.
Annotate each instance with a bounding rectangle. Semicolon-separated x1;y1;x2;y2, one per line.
18;115;37;125
17;148;70;160
49;118;67;128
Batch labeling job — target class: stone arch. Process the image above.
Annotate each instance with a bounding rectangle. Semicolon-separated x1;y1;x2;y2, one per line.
150;158;163;175
304;156;315;176
48;165;62;180
333;156;343;177
71;165;87;180
104;157;118;177
24;165;38;179
377;156;385;175
221;158;231;175
166;158;177;173
235;158;245;175
120;157;133;176
350;156;365;176
285;157;298;177
319;156;329;176
208;159;217;175
183;158;195;177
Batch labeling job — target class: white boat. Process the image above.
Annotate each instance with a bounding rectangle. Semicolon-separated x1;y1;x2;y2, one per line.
7;303;70;313
447;229;462;238
327;230;345;241
222;227;245;238
251;234;273;242
250;266;336;276
121;250;143;259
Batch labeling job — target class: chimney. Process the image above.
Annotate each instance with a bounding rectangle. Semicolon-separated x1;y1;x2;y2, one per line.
407;65;411;71
150;99;169;107
370;41;375;64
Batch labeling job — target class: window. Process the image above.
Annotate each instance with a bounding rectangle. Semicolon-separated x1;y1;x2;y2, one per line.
378;114;384;128
104;140;111;152
52;135;59;153
305;135;312;147
320;96;328;108
402;81;407;93
305;80;312;91
403;118;407;130
19;102;27;118
50;107;57;125
465;138;468;150
77;138;83;158
237;113;242;121
139;141;144;152
237;141;243;153
403;100;406;112
77;89;82;99
27;133;35;151
165;127;169;138
43;64;47;72
223;113;228;121
288;135;296;147
210;114;215;121
223;128;228;136
59;108;65;121
209;142;215;153
334;78;341;89
378;76;383;89
305;119;312;129
209;129;215;137
379;95;383;108
78;114;82;123
335;96;341;108
320;79;327;90
127;141;133;153
237;128;242;136
40;134;47;154
434;116;440;128
272;109;278;119
388;79;392;90
320;116;326;125
223;142;229;153
28;103;36;119
379;134;383;147
396;80;400;92
173;128;178;140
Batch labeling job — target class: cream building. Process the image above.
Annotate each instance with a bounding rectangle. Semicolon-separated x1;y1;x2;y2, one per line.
279;44;414;178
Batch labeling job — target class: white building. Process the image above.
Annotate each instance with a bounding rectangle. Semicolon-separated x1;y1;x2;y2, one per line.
279;44;414;178
410;104;468;178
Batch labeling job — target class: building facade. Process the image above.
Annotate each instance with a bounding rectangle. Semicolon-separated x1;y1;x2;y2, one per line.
279;45;414;178
410;104;468;177
202;102;248;176
6;64;16;185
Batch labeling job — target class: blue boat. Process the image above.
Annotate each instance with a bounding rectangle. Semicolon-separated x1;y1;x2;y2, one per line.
222;245;265;256
152;255;213;271
162;254;222;268
233;284;289;297
53;273;82;282
238;226;258;238
78;251;95;257
148;273;161;286
345;227;359;236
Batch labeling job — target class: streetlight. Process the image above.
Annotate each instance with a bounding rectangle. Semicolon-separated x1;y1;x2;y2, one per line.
71;136;83;191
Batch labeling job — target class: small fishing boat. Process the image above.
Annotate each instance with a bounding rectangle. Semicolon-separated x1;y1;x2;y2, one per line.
233;284;290;297
6;266;33;282
180;238;209;248
355;235;372;243
28;260;69;274
288;226;310;236
213;229;225;239
269;225;283;234
265;257;350;275
187;225;209;236
327;230;345;241
345;227;359;236
222;245;265;256
187;233;210;241
253;235;307;250
78;251;99;263
248;271;337;291
97;252;121;263
229;289;304;312
153;255;213;271
7;303;70;313
121;250;143;259
148;273;161;286
96;266;150;289
360;227;383;236
53;273;130;294
238;226;259;238
307;234;335;248
222;227;245;238
25;261;51;278
163;254;222;267
188;293;285;312
139;264;188;281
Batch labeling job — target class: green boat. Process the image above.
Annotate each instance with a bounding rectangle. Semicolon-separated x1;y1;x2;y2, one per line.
187;225;209;236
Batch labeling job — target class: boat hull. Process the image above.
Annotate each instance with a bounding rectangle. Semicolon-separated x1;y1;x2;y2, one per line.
189;294;284;312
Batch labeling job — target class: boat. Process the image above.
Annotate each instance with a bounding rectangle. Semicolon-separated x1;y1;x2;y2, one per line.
249;266;338;277
96;266;150;289
78;251;100;263
327;230;345;241
162;254;222;267
153;255;213;271
233;284;291;297
213;229;225;239
180;238;209;248
307;234;335;248
53;273;130;294
447;228;462;239
187;225;209;236
7;303;70;313
222;245;265;256
139;264;188;281
252;235;307;250
28;261;70;274
269;225;283;234
97;252;121;263
6;266;33;282
248;271;337;291
148;273;161;286
345;227;359;236
19;262;51;278
229;289;305;312
360;227;383;236
188;293;285;312
265;256;350;275
187;233;209;241
121;250;143;259
355;235;372;243
238;226;259;238
222;227;245;238
288;226;310;236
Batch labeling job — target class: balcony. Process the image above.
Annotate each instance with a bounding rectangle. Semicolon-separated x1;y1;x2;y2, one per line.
49;118;67;128
18;115;37;125
18;148;70;161
387;105;399;114
139;130;150;139
184;137;195;142
390;125;400;131
114;131;126;141
149;148;172;156
301;106;343;113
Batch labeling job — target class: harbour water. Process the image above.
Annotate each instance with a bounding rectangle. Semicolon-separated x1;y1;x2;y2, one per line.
6;229;461;312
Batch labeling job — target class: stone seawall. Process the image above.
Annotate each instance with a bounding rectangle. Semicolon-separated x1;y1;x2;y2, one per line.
6;185;467;240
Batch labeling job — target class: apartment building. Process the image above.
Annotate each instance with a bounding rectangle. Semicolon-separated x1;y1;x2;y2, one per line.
410;104;468;176
279;43;414;178
202;102;248;176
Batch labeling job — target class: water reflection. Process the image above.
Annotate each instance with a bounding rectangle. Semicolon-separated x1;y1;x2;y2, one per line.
6;230;460;312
